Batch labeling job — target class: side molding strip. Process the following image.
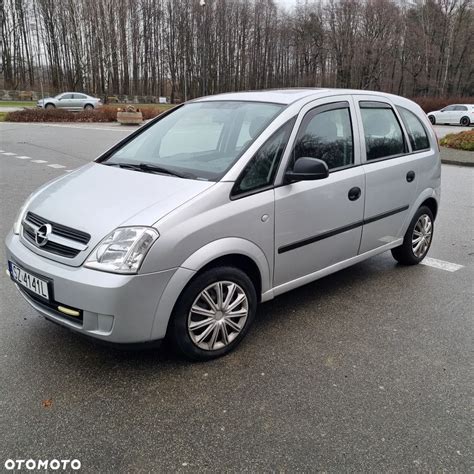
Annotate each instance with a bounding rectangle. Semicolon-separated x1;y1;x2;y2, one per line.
278;205;409;254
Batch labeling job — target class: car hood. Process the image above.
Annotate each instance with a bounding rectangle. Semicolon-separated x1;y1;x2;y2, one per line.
23;163;214;266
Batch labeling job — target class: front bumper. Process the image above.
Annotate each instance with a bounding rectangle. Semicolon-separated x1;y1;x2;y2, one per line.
5;231;177;343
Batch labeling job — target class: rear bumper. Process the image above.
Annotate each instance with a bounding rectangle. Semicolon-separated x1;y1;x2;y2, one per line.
5;231;177;343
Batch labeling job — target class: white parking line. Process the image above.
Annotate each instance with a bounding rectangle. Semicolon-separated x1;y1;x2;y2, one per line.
16;155;31;160
48;164;66;169
2;152;17;155
421;257;464;272
31;159;48;164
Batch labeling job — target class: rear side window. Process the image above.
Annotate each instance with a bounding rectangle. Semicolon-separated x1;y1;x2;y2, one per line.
233;119;295;196
360;103;405;160
397;106;430;151
455;105;468;111
292;104;354;170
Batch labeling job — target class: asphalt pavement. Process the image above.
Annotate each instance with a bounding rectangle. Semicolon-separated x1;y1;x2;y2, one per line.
0;122;472;472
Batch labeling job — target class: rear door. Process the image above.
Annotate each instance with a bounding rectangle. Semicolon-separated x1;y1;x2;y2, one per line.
354;97;419;253
273;98;365;289
71;93;87;110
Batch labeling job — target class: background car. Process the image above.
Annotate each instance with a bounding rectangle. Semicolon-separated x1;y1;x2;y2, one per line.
37;92;102;111
427;104;473;126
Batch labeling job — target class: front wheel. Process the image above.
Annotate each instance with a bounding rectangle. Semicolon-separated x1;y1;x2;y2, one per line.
428;115;436;125
169;266;257;361
391;206;434;265
460;116;470;126
45;103;55;110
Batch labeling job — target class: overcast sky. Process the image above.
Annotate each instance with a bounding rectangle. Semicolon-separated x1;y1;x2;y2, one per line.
276;0;298;9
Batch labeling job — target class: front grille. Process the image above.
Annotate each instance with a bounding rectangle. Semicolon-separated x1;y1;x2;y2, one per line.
17;285;83;325
27;212;90;245
23;223;81;258
22;212;90;259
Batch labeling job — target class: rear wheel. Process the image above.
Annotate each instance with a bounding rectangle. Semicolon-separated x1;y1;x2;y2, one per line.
391;206;434;265
460;116;470;126
428;115;436;125
84;104;94;110
169;266;257;361
45;103;55;110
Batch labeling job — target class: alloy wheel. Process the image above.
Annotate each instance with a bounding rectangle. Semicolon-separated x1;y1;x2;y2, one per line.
188;281;249;351
412;214;432;258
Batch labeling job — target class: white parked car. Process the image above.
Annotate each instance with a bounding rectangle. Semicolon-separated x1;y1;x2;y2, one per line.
427;104;473;126
37;92;102;111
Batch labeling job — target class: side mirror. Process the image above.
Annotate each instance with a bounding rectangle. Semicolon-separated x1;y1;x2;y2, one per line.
285;157;329;183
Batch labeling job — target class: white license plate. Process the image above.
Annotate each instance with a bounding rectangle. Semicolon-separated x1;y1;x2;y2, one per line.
8;261;50;301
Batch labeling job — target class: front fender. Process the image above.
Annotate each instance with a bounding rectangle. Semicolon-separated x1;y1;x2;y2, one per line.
150;237;272;340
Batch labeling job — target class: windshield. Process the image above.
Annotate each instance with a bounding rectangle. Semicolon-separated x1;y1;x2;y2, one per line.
102;101;284;180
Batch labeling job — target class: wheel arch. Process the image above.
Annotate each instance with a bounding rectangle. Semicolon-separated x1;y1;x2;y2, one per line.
421;197;438;220
150;238;272;340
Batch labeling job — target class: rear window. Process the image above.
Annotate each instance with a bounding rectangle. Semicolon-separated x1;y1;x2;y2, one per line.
397;106;430;151
360;102;406;160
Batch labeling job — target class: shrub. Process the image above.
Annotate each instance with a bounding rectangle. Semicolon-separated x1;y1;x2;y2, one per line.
412;96;474;114
439;130;474;152
6;108;75;122
5;105;165;123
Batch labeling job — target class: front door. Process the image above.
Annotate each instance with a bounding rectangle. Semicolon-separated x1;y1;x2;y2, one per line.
58;93;74;109
440;105;457;124
274;99;365;289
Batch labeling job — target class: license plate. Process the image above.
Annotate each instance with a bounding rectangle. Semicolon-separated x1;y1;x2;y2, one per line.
8;261;50;301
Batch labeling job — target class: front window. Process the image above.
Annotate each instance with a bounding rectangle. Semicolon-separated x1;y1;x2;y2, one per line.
102;101;283;181
292;104;354;170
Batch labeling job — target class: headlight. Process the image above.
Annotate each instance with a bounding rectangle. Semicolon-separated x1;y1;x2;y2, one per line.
84;227;159;274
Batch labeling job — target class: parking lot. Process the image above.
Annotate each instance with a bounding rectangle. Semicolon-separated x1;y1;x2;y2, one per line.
0;122;472;472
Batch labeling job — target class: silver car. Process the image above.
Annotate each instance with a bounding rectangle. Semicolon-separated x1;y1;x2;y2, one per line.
37;92;102;111
6;89;441;360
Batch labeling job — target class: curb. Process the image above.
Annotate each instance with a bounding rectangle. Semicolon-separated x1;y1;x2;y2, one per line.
441;158;474;167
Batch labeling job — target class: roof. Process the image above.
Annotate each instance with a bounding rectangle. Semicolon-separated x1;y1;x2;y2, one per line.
193;88;423;106
194;89;332;105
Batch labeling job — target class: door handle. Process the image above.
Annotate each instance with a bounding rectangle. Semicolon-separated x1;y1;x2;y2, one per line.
406;170;415;182
348;187;361;201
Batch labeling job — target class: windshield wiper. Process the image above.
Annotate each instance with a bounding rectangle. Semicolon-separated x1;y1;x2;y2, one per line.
103;162;192;179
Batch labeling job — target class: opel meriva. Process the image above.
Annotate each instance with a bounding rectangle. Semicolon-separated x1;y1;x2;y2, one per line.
6;89;441;360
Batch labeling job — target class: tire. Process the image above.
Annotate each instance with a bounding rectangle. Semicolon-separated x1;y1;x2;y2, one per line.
460;116;470;126
391;206;434;265
84;104;94;110
45;103;55;110
428;115;436;125
169;266;257;361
